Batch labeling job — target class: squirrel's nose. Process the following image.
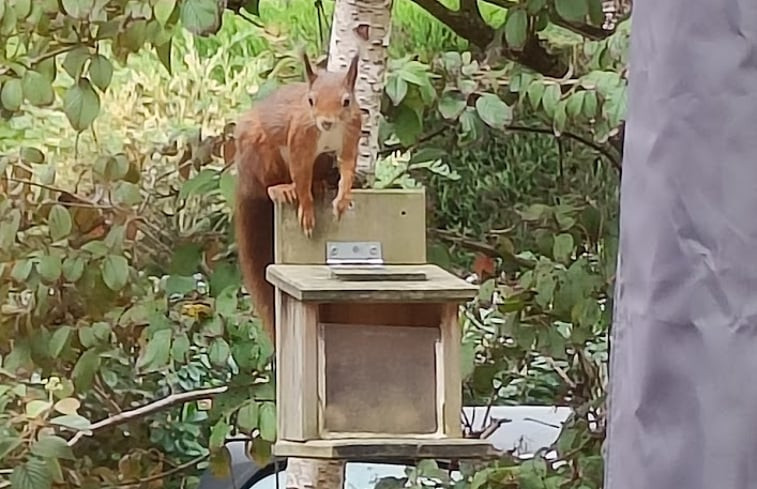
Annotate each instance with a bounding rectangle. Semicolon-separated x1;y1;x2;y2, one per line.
320;120;333;130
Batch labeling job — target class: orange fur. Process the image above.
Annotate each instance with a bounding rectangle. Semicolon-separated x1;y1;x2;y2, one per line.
234;54;362;341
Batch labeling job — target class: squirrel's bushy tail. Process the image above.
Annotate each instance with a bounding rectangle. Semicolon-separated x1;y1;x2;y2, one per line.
235;191;275;340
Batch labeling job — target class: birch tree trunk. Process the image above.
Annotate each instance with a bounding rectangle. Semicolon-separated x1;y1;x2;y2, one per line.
284;1;393;488
326;0;394;177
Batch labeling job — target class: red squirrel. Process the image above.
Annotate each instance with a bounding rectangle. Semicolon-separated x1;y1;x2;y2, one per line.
234;53;362;341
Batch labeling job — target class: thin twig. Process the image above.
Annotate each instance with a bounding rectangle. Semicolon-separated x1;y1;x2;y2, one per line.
104;454;209;488
67;386;228;446
545;357;577;389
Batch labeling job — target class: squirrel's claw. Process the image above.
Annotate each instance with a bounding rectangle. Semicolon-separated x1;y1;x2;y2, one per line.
298;204;315;238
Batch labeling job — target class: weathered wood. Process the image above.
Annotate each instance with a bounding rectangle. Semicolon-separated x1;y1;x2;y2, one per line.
441;303;463;437
266;264;478;302
273;189;427;265
329;266;428;281
276;291;319;441
274;438;498;460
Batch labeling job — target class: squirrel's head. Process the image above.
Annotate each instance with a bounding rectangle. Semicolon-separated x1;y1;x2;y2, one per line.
302;53;359;133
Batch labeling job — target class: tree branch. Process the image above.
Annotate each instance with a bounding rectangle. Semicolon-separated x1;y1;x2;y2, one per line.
67;386;229;446
105;454;209;488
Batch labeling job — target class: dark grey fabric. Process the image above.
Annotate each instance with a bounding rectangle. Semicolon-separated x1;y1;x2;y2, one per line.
606;2;757;488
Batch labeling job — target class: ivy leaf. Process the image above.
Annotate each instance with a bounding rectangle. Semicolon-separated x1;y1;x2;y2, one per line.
566;91;585;118
385;75;408;106
25;400;52;418
258;402;276;441
553;233;574;263
526;80;545;109
555;0;588;22
504;8;528;50
49;414;91;431
171;332;190;362
20;147;45;164
1;78;23;111
48;204;72;241
113;181;142;205
237;401;259;432
37;255;62;283
31;436;75;461
527;0;546;14
10;457;52;489
22;70;54;107
137;328;172;369
89;55;113;91
72;349;101;392
63;78;101;132
583;90;598;118
475;93;512;129
209;338;231;367
180;0;221;35
154;0;177;26
438;91;467;120
215;286;238;317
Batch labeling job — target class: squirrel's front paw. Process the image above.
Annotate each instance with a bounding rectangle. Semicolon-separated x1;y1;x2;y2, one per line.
332;196;352;220
297;204;315;238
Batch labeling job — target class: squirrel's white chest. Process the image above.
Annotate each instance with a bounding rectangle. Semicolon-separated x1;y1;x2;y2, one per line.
315;127;343;155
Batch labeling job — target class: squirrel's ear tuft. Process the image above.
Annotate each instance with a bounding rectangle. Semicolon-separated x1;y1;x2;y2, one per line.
344;54;359;90
303;52;317;85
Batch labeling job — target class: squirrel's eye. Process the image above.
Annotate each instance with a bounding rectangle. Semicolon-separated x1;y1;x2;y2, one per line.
307;96;315;107
342;96;350;107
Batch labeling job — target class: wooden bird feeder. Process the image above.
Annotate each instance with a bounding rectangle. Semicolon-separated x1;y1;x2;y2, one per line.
268;189;494;460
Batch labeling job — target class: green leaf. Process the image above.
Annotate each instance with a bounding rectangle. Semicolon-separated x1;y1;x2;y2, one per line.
22;70;54;107
526;80;545;109
587;0;604;25
13;0;30;19
504;8;528;50
385;75;408;106
62;256;85;282
393;104;422;147
72;349;101;392
101;254;129;291
541;84;561;117
209;338;231;367
20;146;44;164
460;340;475;381
553;101;568;134
475;93;512;129
49;414;91;431
121;19;147;52
209;419;230;448
258;402;276;441
37;255;62;283
154;0;177;25
237;401;259;432
48;204;72;241
88;54;113;91
61;0;94;18
25;400;52;418
165;275;196;296
242;0;259;14
63;78;101;132
62;47;90;79
138;328;172;369
155;38;173;74
555;0;588;22
438;91;467;120
113;181;142;205
170;243;203;275
527;0;546;14
49;326;72;358
219;172;236;206
583;89;598;118
31;436;75;461
0;208;21;248
1;78;23;111
11;259;33;282
171;332;190;362
179;169;217;199
553;233;574;263
566;91;585;118
180;0;220;35
215;286;238;317
10;457;52;489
